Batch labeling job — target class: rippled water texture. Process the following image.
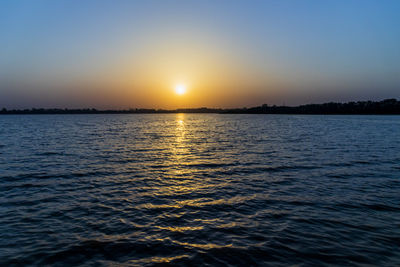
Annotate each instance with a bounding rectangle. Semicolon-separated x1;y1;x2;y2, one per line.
1;114;399;266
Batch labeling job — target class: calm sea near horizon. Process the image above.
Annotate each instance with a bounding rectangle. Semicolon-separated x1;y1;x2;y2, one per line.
0;114;399;266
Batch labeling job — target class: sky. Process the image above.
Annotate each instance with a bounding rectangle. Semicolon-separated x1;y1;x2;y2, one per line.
0;0;399;109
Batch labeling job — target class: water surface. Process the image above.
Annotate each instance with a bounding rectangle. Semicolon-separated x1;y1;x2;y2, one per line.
0;114;399;266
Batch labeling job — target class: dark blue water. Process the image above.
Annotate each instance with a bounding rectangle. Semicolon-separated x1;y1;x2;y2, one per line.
1;114;399;266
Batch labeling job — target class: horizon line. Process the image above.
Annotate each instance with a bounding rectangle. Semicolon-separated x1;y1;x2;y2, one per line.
1;98;399;115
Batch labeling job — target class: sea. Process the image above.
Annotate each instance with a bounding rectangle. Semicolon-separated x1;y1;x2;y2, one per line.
0;114;399;266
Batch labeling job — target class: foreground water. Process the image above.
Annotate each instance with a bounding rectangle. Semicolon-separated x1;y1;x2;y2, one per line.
0;114;399;266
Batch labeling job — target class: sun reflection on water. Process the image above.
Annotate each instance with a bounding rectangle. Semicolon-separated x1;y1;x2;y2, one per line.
130;113;250;259
172;113;187;174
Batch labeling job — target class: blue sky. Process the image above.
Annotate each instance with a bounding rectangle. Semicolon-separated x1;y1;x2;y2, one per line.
0;0;399;108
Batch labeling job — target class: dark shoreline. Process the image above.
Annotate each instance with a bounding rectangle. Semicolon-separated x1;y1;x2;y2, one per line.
1;98;399;115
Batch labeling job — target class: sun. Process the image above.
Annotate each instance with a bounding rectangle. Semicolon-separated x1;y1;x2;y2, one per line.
175;84;187;95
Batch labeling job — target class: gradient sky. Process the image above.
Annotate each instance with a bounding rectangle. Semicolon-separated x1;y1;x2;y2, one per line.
1;0;399;109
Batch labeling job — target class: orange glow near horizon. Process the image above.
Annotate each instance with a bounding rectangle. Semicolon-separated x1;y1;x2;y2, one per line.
11;30;282;110
83;30;279;110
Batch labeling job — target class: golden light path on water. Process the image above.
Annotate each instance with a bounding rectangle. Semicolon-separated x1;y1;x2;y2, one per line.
133;113;257;262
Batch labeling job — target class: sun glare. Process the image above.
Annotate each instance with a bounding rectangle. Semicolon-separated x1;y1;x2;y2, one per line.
175;84;187;95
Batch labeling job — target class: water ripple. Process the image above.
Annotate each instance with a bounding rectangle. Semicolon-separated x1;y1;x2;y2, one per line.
0;114;399;266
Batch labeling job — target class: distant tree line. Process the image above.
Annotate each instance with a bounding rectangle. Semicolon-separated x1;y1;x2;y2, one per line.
0;107;222;114
223;99;400;114
1;99;400;115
